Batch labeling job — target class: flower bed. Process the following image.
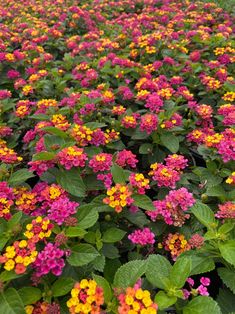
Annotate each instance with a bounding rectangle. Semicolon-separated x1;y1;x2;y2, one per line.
0;0;234;313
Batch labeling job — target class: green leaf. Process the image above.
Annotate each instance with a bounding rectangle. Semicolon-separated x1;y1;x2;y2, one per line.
32;151;56;161
219;240;235;267
8;169;35;185
67;244;99;266
139;143;153;154
146;254;172;289
132;194;155;211
42;126;69;138
101;244;120;259
93;274;112;303
0;288;25;314
154;291;177;310
85;122;106;130
18;287;41;305
160;133;179;153
7;212;22;229
218;268;235;294
170;257;191;288
217;288;235;314
111;164;126;184
103;228;126;243
52;277;75;297
56;168;86;197
178;253;215;276
29;114;50;121
219;222;234;234
113;260;146;288
76;205;99;229
183;296;221;314
0;271;22;282
92;255;105;272
65;227;87;238
190;201;216;228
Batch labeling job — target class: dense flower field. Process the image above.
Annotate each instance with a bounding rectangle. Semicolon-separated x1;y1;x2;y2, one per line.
0;0;234;313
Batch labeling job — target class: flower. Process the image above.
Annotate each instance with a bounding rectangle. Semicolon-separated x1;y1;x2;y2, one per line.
129;173;150;194
57;146;87;170
118;286;157;314
163;233;191;260
103;184;134;213
89;153;113;172
33;243;66;277
215;202;235;219
0;240;38;274
47;197;78;225
140;114;158;134
24;216;53;242
67;279;104;314
116;150;138;168
128;228;155;246
147;188;194;226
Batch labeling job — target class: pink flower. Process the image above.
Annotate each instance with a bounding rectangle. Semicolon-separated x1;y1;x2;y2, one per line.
165;154;188;171
116;150;138;168
89;153;113;172
197;285;209;296
33;243;66;277
48;196;78;225
128;228;155;246
200;277;210;286
57;146;87;170
140;114;158;134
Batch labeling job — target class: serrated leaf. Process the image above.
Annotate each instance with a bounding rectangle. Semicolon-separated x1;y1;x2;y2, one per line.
32;151;56;161
93;274;112;303
218;268;235;294
183;296;221;314
56;168;86;197
190;201;216;228
76;206;99;229
113;260;146;288
0;288;25;314
67;244;99;266
139;143;153;154
7;212;22;229
111;164;126;184
42;126;69;138
102;228;126;243
18;287;41;305
217;288;235;314
170;257;191;288
65;227;87;238
52;277;75;297
8;169;35;185
160;133;179;153
146;254;172;289
154;291;177;310
219;240;235;267
132;194;155;211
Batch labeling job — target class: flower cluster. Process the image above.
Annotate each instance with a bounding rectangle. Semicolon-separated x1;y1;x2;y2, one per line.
89;153;113;172
162;233;191;260
147;188;195;226
0;240;37;274
103;184;134;213
215;202;235;219
33;243;66;277
118;285;158;314
67;279;104;314
129;173;150;194
57;146;87;170
0;182;14;220
128;228;155;246
183;277;211;299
